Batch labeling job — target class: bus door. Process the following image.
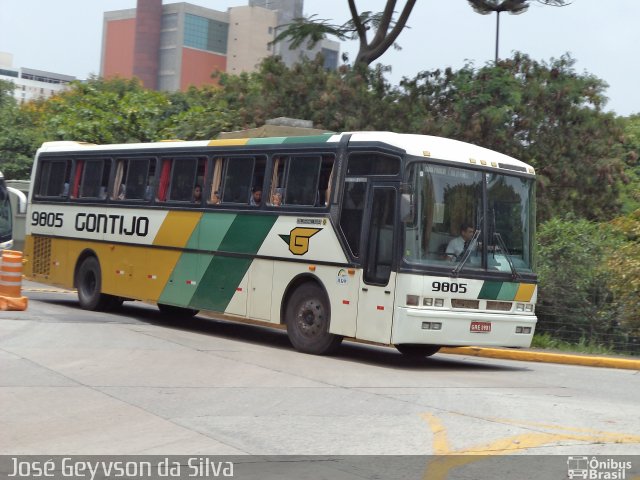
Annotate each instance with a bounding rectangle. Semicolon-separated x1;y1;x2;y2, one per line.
356;184;397;343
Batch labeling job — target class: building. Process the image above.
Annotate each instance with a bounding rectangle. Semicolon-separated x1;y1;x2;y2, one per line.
0;52;75;103
101;0;339;91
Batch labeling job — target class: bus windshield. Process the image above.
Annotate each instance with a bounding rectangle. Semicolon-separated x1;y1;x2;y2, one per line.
0;178;12;246
403;162;535;275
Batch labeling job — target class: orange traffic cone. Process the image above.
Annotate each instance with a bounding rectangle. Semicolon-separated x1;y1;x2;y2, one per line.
0;250;28;311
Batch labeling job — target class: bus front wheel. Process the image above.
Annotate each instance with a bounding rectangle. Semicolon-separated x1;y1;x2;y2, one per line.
76;256;121;311
395;344;441;358
285;283;342;355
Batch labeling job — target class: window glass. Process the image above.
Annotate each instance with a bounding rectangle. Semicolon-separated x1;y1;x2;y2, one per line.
113;158;154;201
339;179;367;257
79;160;110;199
284;156;321;206
487;173;535;274
0;179;12;243
364;188;396;285
403;163;482;270
169;158;197;202
222;157;254;204
36;160;70;197
347;152;400;176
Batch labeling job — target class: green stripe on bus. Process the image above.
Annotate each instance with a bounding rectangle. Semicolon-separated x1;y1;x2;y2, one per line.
478;281;503;300
189;214;278;311
246;137;287;145
190;256;252;311
187;212;237;250
158;252;208;306
281;134;334;144
496;282;519;301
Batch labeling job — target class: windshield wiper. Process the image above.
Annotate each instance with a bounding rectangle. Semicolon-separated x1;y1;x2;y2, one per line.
451;229;481;277
494;232;520;281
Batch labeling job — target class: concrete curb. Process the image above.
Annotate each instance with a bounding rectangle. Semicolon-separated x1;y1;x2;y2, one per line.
440;346;640;371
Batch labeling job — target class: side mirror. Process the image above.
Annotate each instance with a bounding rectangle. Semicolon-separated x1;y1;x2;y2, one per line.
400;192;414;223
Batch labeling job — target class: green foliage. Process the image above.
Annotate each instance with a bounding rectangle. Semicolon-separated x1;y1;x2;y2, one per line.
536;216;621;344
619;115;640;213
0;80;43;179
40;76;172;144
531;332;614;355
215;56;399;132
607;209;640;334
397;53;627;221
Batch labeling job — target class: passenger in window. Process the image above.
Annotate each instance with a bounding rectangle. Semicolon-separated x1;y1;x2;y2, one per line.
446;223;475;261
210;190;221;204
117;184;126;200
250;186;262;206
271;191;282;206
193;184;202;203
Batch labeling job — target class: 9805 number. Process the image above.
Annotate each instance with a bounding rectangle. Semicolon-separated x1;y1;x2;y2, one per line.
432;281;467;293
31;211;63;228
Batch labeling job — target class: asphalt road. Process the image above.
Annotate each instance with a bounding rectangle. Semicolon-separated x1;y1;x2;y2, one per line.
1;282;639;457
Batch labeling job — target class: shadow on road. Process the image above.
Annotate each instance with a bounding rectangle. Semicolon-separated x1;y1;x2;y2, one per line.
34;294;528;372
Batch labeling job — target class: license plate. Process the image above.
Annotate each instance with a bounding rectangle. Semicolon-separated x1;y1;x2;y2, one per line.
470;321;491;333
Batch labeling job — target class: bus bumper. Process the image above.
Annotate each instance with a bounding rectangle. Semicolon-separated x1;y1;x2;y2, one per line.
391;307;537;348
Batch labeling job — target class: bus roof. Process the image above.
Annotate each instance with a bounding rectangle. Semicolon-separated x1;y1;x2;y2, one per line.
38;132;534;174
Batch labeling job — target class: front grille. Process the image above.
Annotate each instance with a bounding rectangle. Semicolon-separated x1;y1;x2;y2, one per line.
32;236;52;276
486;301;512;311
451;299;480;309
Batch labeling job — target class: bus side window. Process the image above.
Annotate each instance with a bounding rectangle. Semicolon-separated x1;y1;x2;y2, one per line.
35;159;71;198
166;157;199;202
78;159;110;199
222;157;254;204
249;156;266;207
269;155;287;206
284;155;321;206
112;158;154;201
208;157;223;205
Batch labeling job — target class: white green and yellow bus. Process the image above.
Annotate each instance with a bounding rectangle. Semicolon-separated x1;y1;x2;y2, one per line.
24;132;537;356
0;170;14;250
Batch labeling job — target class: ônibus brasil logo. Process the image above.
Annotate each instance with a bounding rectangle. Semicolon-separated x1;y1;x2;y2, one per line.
567;456;632;480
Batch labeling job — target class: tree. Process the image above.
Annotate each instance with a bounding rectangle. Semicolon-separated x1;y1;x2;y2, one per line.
273;0;417;66
467;0;569;61
396;53;627;221
0;80;43;179
39;77;172;144
536;216;620;345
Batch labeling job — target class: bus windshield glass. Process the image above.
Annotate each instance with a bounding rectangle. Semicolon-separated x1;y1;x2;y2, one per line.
403;162;534;275
0;178;12;245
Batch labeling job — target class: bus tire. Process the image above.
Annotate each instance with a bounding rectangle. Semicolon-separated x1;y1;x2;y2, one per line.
157;303;199;318
395;344;441;358
285;283;342;355
76;256;117;311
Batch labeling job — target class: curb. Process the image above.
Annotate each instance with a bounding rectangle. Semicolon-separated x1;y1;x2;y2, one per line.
440;346;640;371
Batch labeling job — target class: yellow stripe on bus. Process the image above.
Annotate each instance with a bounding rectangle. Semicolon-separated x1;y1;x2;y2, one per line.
514;283;536;302
153;211;203;248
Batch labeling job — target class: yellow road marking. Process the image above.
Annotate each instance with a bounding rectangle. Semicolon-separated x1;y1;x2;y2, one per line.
421;413;640;479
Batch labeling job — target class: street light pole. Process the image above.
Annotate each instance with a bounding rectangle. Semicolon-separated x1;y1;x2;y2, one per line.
495;10;501;62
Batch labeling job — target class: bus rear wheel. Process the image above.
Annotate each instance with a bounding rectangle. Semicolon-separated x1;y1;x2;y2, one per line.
76;256;121;311
285;283;342;355
157;303;199;318
395;344;441;358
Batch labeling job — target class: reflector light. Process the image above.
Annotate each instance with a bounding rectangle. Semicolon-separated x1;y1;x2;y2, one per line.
516;326;523;333
406;295;419;306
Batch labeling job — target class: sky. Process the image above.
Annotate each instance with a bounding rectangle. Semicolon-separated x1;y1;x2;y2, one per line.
0;0;638;116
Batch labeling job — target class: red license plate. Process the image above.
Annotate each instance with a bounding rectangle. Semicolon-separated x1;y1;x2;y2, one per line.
470;321;491;333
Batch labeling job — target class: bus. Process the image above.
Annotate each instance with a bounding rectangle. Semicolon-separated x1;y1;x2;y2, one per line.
0;170;14;250
24;132;537;356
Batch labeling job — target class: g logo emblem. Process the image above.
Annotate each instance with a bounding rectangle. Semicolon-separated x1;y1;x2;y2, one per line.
279;227;321;255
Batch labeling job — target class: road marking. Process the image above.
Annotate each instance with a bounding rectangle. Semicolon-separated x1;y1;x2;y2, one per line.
420;413;640;480
23;288;75;294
